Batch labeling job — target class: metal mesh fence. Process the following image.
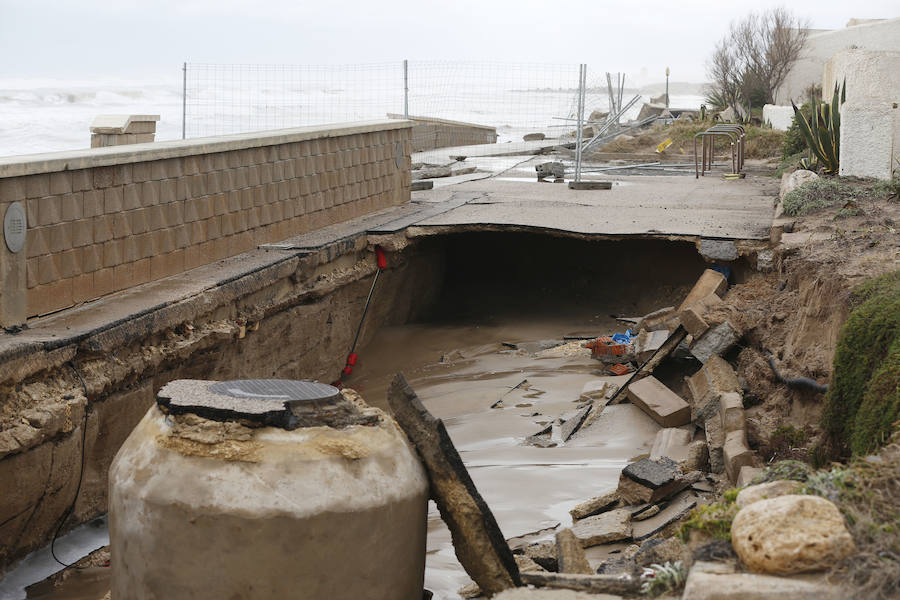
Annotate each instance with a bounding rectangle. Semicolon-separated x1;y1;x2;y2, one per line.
183;62;647;157
183;62;404;139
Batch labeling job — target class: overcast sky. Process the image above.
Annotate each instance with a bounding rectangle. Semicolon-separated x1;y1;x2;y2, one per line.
1;0;897;83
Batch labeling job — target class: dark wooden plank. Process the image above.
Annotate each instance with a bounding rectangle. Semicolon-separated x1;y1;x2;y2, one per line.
388;373;521;595
520;572;639;595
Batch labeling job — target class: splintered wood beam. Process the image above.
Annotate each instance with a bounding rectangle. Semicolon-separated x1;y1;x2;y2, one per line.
388;373;521;595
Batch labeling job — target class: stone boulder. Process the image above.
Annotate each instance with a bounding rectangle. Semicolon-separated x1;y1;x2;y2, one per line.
731;495;855;574
735;480;802;508
779;169;819;201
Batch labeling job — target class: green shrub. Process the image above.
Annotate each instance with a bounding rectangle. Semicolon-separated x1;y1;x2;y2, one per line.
822;271;900;456
782;179;857;216
750;459;814;485
782;102;812;160
677;502;739;542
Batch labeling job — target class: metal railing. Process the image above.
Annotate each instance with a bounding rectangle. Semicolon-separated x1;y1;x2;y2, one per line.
693;124;745;178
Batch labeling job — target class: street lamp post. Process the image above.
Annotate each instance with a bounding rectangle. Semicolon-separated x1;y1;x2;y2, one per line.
665;67;670;108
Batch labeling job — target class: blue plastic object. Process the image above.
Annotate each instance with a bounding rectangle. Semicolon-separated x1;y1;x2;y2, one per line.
611;330;634;344
712;264;732;282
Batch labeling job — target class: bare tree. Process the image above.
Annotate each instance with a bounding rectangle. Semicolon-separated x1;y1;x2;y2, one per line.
706;8;809;113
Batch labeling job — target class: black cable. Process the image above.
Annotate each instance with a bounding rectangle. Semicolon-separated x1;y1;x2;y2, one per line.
49;360;91;569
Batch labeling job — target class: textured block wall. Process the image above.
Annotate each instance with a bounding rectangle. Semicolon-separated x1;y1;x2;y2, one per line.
0;121;411;320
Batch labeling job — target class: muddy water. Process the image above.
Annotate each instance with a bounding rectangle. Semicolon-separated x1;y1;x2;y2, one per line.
348;319;662;599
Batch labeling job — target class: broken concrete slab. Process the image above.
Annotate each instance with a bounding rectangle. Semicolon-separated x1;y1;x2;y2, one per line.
705;416;725;475
634;537;689;567
387;374;521;594
515;554;547;574
718;392;745;434
412;165;452;180
559;405;592;442
632;504;660;521
637;307;675;332
678;269;728;312
634;329;669;363
686;355;742;423
623;457;680;489
625;376;691;427
617;457;690;505
723;430;756;484
649;427;694;462
735;466;763;488
555;528;593;574
523;541;559;573
535;162;566;180
570;509;632;547
631;491;699;541
410;180;434;191
680;307;710;338
569;490;620;521
691;320;740;364
699;239;739;262
683;439;710;472
682;565;839;599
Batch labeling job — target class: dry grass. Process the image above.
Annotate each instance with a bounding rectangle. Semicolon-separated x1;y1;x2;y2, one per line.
803;444;900;599
595;121;785;160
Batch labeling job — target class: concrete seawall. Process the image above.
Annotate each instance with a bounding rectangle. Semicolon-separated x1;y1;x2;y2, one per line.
0;120;412;325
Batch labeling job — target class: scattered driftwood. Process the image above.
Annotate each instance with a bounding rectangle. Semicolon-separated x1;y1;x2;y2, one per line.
519;572;640;595
388;373;521;595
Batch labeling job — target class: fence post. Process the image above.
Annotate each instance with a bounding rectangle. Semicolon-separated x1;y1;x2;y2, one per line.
574;64;587;182
403;59;409;119
182;62;187;140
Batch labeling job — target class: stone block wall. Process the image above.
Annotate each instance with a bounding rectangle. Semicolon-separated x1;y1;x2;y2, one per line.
0;120;411;324
388;114;497;152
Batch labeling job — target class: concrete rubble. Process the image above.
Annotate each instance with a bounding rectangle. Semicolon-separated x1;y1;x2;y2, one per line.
569;491;620;521
570;509;633;547
624;376;691;427
616;457;690;504
554;529;593;574
682;562;839;600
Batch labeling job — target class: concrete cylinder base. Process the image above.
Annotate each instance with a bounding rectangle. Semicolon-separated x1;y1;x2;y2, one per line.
109;399;428;600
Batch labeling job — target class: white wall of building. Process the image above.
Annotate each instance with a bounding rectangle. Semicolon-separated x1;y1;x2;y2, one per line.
827;49;900;180
776;18;900;105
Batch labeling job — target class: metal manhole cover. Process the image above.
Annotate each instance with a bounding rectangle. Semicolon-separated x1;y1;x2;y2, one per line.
4;202;26;254
208;379;340;404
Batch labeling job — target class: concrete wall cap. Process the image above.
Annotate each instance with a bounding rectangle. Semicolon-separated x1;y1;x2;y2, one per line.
1;119;413;179
90;114;161;134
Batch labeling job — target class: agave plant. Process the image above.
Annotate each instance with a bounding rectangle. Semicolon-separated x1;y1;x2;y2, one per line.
791;81;846;174
641;561;687;597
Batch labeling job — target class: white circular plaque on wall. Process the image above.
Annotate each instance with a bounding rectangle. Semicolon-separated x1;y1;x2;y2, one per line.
4;202;27;254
